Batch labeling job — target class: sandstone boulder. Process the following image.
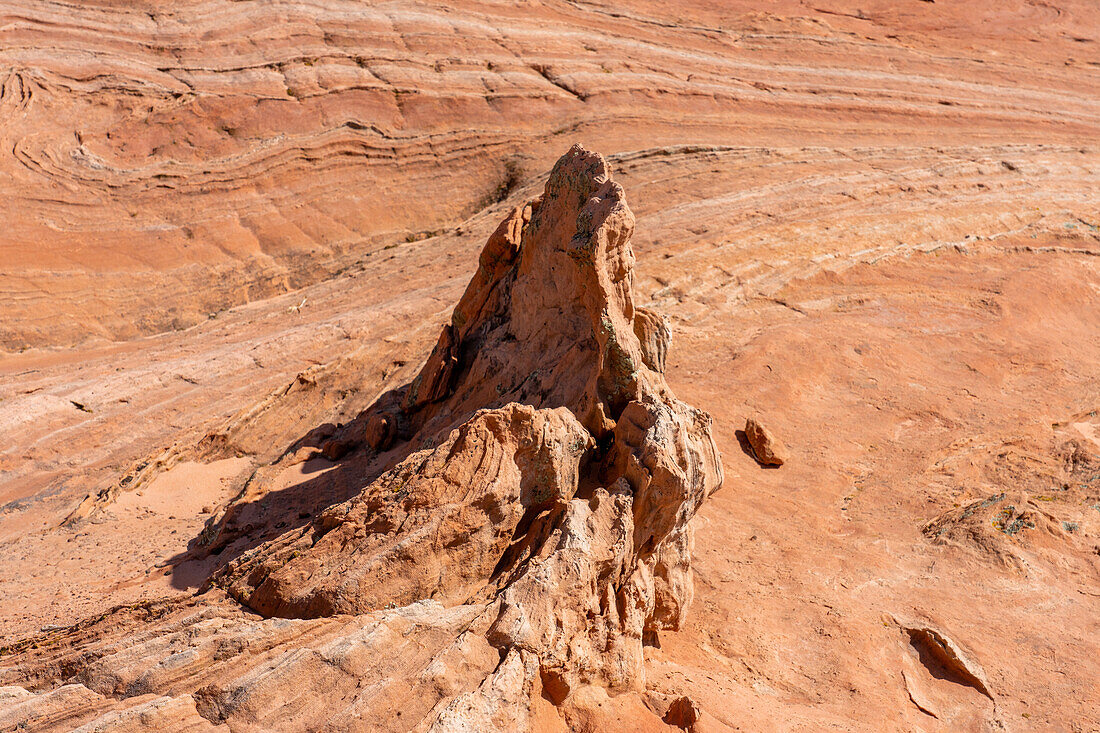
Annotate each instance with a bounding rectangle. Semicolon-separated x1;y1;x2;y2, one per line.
745;415;788;466
214;144;723;718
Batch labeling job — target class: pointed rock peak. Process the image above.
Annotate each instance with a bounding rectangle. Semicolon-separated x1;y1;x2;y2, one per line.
402;143;663;437
215;145;723;722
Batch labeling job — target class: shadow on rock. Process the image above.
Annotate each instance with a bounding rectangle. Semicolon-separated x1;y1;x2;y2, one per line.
167;386;420;591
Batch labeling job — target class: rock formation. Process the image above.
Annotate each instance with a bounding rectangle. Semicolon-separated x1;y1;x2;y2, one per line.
5;6;1098;725
213;144;722;715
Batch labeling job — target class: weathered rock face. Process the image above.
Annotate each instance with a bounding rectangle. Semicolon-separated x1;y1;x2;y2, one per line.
217;144;723;709
225;404;595;618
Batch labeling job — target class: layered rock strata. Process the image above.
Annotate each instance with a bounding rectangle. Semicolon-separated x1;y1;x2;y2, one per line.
216;144;723;716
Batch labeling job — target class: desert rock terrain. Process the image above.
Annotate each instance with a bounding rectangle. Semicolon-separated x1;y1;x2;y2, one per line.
1;0;1099;731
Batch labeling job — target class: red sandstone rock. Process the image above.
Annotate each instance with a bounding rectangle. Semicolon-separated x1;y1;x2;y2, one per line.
745;415;788;466
2;4;1100;730
363;412;397;452
664;695;701;730
216;146;723;715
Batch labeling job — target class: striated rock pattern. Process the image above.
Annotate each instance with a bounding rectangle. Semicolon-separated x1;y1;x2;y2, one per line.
3;4;1098;727
4;0;1097;352
226;404;595;618
0;146;722;732
3;148;1100;731
213;144;722;714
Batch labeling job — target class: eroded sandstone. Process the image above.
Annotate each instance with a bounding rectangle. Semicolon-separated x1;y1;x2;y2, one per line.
211;144;722;716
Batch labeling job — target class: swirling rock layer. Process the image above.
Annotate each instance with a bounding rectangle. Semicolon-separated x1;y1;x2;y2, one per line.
2;2;1100;731
2;0;1098;349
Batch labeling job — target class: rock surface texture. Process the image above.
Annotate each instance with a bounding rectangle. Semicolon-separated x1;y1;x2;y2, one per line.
216;144;723;714
0;146;725;732
744;416;788;467
2;0;1097;352
2;2;1100;731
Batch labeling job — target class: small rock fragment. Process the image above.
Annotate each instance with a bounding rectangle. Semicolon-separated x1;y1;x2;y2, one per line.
745;415;787;466
663;696;700;730
364;412;397;451
320;437;354;461
904;624;994;700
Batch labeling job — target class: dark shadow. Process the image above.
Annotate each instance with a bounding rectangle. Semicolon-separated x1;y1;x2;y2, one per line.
165;386;417;592
292;421;338;451
906;629;991;697
735;429;781;469
289;423;340;474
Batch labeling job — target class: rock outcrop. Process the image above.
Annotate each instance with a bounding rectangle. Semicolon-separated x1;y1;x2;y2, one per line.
216;144;723;714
